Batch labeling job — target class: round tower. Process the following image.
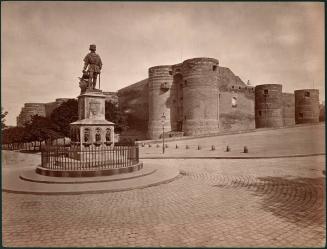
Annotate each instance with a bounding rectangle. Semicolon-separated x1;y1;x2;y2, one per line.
181;57;220;136
294;89;319;124
147;65;174;139
255;84;283;128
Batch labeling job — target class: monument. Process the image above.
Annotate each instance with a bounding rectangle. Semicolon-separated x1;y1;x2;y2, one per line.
70;44;114;150
35;44;141;177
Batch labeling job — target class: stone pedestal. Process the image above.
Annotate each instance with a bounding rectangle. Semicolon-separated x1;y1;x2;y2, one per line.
70;89;115;149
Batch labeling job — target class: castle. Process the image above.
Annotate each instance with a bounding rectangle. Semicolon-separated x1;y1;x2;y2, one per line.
117;57;320;142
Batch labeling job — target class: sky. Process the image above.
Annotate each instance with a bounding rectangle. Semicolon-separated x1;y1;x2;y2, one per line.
1;1;325;126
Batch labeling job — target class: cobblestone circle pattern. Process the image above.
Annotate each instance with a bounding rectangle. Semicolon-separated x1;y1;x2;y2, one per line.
2;156;325;247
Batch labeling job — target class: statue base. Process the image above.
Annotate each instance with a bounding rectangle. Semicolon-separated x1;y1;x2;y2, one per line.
70;89;115;150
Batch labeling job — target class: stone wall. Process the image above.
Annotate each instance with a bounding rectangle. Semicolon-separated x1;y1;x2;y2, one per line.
117;79;149;142
219;91;255;131
217;66;255;132
282;93;295;126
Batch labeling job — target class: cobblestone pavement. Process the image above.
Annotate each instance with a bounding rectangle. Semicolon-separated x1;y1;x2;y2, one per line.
2;156;325;247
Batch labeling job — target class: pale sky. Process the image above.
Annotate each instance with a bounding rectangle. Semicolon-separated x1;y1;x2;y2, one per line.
1;1;325;126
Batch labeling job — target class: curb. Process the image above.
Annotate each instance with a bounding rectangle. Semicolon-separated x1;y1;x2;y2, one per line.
2;174;182;196
19;169;157;184
140;153;326;160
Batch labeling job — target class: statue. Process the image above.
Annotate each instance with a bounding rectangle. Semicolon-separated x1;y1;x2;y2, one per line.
81;44;102;91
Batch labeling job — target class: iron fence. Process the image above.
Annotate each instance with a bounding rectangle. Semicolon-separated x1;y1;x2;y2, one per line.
41;145;139;170
2;142;43;152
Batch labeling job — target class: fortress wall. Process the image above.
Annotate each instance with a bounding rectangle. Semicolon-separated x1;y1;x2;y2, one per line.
219;91;255;132
117;79;149;142
282;93;295;126
217;66;255;132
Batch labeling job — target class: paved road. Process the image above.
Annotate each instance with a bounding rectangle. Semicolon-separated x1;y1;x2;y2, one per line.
2;156;325;247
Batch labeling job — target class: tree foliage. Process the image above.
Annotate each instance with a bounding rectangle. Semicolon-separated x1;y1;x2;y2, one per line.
1;107;8;130
2;126;28;144
3;99;129;144
50;99;78;137
25;115;63;141
105;101;128;133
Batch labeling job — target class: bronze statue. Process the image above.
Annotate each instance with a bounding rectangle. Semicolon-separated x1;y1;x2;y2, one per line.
82;44;102;90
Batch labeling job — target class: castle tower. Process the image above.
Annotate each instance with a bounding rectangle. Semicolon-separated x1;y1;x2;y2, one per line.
294;89;319;124
181;57;220;136
147;65;174;139
255;84;283;128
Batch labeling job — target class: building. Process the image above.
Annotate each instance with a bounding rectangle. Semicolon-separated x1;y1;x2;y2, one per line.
117;57;320;142
17;103;47;127
17;98;72;127
118;57;255;141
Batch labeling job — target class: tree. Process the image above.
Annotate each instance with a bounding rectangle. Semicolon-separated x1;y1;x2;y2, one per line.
1;107;8;131
2;126;26;144
105;101;128;133
50;99;78;137
25;115;63;142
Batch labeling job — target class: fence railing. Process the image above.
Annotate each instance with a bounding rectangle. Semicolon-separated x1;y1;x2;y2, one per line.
2;142;44;151
41;145;139;171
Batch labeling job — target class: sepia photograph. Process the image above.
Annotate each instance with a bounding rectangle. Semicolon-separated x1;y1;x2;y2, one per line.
1;1;325;247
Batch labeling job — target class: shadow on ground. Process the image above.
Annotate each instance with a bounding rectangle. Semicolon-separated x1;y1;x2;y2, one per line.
227;176;326;226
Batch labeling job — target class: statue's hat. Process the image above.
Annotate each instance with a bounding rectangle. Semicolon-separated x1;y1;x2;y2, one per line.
89;44;96;51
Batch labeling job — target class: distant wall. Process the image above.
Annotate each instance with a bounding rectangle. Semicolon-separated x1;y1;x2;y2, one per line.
17;103;46;127
117;79;149;142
